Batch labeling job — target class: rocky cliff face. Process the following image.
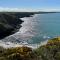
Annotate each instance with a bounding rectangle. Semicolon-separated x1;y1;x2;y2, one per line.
0;12;34;39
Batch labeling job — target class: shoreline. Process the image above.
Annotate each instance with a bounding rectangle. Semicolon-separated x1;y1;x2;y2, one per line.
0;12;35;39
0;14;48;49
0;39;48;49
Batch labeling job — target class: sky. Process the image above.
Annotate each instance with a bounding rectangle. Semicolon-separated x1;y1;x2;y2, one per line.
0;0;60;12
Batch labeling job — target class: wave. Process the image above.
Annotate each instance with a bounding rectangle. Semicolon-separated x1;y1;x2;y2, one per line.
0;39;48;49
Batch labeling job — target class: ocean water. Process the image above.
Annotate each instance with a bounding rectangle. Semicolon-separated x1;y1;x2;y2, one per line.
1;13;60;48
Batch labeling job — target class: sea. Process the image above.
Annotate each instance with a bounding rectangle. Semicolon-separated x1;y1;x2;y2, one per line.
0;13;60;48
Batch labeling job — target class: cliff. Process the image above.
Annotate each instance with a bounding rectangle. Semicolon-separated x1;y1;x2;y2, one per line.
0;12;34;39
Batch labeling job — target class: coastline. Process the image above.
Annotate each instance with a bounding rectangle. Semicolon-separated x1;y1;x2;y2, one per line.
0;12;35;39
0;12;38;49
0;14;49;49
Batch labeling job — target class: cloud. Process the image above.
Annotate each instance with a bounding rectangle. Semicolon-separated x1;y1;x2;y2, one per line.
0;7;37;12
0;7;60;12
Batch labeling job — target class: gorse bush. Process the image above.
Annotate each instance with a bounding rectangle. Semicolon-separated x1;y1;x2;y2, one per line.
34;37;60;60
0;46;35;60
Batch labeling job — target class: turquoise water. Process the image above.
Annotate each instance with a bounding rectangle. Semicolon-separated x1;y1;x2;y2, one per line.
27;13;60;44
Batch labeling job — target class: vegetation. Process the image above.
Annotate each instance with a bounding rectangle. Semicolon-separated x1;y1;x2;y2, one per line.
0;37;60;60
34;37;60;60
0;46;36;60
